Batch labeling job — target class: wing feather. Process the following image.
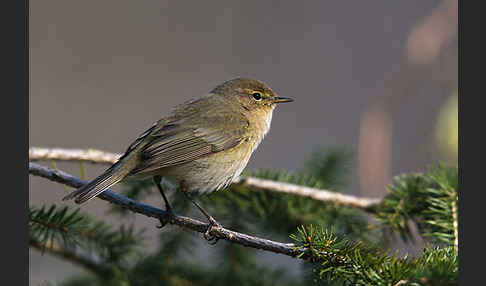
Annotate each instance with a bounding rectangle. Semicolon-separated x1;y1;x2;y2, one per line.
129;98;249;175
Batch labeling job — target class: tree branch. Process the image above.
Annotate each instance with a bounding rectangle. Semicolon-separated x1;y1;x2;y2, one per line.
29;162;312;260
29;147;380;211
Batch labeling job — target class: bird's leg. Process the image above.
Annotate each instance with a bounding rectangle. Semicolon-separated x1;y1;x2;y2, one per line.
179;181;221;245
153;176;175;228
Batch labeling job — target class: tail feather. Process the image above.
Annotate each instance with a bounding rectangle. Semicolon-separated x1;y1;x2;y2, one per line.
62;154;139;204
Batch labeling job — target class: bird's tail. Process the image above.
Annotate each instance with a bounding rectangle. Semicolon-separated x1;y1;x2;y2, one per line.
62;153;139;204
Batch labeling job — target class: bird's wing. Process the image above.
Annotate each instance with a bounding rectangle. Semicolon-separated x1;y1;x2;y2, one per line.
129;97;249;175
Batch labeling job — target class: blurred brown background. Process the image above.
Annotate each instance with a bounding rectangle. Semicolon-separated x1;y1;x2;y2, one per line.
29;0;457;284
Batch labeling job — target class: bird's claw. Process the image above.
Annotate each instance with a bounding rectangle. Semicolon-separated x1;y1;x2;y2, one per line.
203;218;221;245
156;208;175;229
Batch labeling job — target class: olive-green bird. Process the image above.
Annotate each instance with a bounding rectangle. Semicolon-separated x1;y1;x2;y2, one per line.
62;77;293;241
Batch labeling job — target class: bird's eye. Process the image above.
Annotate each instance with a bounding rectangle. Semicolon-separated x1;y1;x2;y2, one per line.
252;92;262;101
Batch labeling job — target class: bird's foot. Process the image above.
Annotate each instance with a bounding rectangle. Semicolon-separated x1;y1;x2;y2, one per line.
156;207;176;229
203;216;222;245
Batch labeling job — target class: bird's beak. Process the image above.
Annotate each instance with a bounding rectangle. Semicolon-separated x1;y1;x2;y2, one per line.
272;96;294;103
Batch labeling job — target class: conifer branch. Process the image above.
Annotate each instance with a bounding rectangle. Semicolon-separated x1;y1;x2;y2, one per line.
29;147;380;211
30;237;110;277
29;159;459;284
29;162;313;260
233;176;380;210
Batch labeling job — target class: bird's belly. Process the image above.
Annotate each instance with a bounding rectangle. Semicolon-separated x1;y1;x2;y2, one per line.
160;143;254;195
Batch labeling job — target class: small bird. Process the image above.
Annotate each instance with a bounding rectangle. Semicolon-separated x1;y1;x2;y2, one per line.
63;77;293;242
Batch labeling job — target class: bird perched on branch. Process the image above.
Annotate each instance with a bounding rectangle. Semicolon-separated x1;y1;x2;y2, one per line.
63;77;293;243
